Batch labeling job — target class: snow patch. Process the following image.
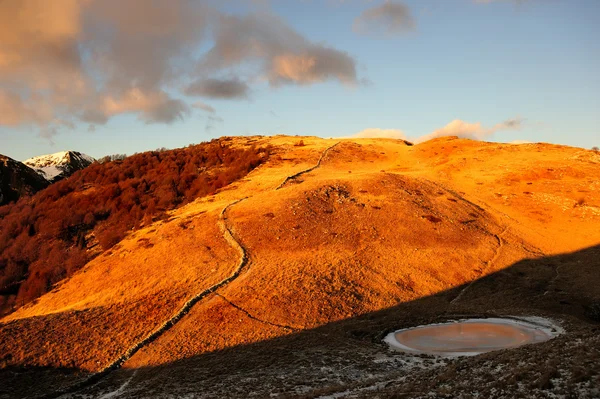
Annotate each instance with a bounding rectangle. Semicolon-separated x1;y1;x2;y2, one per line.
24;151;71;167
35;165;64;180
23;151;95;181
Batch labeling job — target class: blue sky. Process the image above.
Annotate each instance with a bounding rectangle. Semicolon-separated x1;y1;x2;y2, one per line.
0;0;598;160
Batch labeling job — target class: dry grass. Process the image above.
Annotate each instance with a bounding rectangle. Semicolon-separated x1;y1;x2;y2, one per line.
1;135;600;398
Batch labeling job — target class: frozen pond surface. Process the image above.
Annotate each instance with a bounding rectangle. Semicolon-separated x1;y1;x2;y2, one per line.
384;316;563;357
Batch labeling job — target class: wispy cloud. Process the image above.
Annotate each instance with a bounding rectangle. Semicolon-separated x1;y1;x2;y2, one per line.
186;78;250;99
205;115;224;132
354;1;415;36
192;101;216;114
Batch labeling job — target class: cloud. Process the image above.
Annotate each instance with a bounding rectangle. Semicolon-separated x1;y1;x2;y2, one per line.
350;117;524;143
186;78;250;99
201;13;358;86
192;101;216;113
205;115;224;132
0;2;358;139
349;128;408;140
354;2;415;35
0;91;51;127
269;47;357;86
416;118;524;143
192;100;221;131
101;88;190;124
0;0;207;137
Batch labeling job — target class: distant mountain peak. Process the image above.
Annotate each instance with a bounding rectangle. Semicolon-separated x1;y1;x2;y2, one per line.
24;150;95;182
0;154;49;205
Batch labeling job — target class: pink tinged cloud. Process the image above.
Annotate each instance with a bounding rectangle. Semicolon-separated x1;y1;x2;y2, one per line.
415;118;524;143
199;13;358;88
352;117;524;143
0;1;358;139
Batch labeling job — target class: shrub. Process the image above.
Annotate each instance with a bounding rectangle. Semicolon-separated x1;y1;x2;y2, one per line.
97;228;126;250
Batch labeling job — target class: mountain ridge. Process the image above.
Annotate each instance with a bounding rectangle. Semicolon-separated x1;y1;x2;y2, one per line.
0;154;49;206
24;150;95;182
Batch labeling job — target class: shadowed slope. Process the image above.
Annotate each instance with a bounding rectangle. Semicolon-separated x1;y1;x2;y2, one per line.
3;244;597;399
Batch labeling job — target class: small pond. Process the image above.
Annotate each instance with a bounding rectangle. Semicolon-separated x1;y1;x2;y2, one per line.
384;317;562;357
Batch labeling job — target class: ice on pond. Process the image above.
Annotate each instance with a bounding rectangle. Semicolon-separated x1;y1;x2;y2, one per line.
384;316;563;357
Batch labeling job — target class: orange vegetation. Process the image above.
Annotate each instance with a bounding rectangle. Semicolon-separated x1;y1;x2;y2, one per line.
1;135;599;374
0;139;269;314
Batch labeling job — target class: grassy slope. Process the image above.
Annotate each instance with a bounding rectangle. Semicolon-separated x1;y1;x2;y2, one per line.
1;136;599;397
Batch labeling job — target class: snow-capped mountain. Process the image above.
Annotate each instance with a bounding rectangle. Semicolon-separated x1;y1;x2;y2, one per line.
0;154;49;205
24;151;95;182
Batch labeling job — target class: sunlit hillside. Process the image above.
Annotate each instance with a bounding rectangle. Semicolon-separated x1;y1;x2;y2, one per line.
2;136;599;398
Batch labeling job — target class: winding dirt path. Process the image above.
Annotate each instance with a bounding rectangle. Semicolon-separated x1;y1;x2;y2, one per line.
46;141;342;398
449;227;509;305
276;142;340;190
215;293;300;331
97;370;138;399
45;198;251;399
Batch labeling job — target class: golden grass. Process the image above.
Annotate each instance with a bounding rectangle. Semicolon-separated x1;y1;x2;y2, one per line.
2;135;599;373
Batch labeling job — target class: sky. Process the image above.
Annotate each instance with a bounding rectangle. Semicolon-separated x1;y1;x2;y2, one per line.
0;0;598;161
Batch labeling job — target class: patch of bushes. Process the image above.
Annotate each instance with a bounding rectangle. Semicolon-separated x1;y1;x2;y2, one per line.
0;139;270;314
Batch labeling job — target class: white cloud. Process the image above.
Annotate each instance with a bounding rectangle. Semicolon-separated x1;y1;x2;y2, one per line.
349;117;524;143
415;117;524;143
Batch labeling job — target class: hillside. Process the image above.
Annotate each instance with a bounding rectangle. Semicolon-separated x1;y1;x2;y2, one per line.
0;155;49;206
1;136;599;398
0;139;269;316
